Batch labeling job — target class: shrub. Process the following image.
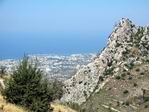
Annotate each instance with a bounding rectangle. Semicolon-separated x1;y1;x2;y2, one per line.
121;73;126;77
134;27;144;47
116;101;120;106
115;76;121;80
99;76;104;81
127;72;131;75
140;72;145;75
64;102;83;112
2;57;62;112
146;59;149;63
103;67;115;76
50;79;63;100
133;83;138;87
123;90;129;94
144;105;148;108
125;101;130;106
128;76;132;80
0;66;6;78
144;97;149;102
83;91;87;98
115;42;122;47
135;68;140;72
124;62;134;70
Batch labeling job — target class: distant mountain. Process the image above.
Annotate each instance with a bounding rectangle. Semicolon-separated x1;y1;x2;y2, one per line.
62;18;149;112
0;54;95;81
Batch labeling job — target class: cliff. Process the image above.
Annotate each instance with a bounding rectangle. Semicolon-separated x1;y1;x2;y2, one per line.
61;18;149;106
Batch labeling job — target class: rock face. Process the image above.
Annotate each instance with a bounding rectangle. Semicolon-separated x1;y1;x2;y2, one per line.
61;18;149;104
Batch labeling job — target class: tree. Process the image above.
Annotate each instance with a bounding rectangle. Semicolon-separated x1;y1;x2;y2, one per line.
0;66;6;78
50;79;63;100
3;57;54;112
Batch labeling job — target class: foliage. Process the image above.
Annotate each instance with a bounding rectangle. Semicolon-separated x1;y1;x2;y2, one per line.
133;83;137;87
144;97;149;102
123;90;129;94
124;62;134;70
134;27;144;47
103;67;115;76
2;57;63;112
115;76;121;80
64;102;85;112
50;79;64;101
0;66;6;78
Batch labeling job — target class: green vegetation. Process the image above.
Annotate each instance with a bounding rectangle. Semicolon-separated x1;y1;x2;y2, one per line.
2;57;63;112
121;73;126;77
133;83;138;87
103;67;115;76
99;76;104;81
123;101;130;106
135;68;140;72
140;72;145;75
64;102;85;112
128;76;132;80
0;66;6;78
115;42;122;47
134;27;144;47
115;76;121;80
144;97;149;102
124;62;134;70
123;90;129;94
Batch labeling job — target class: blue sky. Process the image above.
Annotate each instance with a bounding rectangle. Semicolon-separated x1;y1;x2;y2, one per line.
0;0;149;59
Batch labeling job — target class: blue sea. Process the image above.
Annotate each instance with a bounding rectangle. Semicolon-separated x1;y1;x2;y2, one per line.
0;32;107;59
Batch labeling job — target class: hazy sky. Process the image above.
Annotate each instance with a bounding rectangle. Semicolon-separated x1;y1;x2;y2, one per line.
0;0;149;59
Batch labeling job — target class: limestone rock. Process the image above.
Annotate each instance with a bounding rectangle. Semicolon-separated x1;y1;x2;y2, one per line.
61;18;149;104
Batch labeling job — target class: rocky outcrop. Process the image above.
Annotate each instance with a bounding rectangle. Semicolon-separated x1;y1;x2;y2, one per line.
61;18;149;104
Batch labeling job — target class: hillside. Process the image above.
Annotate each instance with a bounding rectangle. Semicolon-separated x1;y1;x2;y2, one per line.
0;93;76;112
61;18;149;111
81;64;149;112
0;94;26;112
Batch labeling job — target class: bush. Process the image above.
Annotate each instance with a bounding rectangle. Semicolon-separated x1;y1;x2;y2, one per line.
0;66;6;78
99;76;104;81
103;67;115;76
133;83;137;87
128;76;132;80
144;97;149;102
125;101;130;106
144;105;148;108
115;76;121;80
124;62;134;70
64;102;85;112
123;90;129;94
2;57;63;112
135;68;140;72
140;72;145;75
50;79;63;100
121;73;126;77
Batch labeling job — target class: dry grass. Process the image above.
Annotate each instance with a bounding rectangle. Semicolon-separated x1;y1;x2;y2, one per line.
0;94;76;112
0;76;76;112
0;95;26;112
51;103;77;112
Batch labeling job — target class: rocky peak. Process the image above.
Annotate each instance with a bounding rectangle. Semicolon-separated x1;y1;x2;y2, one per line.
108;18;136;45
118;18;133;27
61;19;149;105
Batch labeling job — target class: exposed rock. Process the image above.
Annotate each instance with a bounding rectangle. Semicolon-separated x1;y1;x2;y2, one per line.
61;18;149;105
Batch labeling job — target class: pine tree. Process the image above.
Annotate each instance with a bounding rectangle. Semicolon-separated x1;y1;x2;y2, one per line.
3;57;53;112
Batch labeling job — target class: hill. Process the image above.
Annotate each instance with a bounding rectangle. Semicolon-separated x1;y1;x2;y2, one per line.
61;18;149;111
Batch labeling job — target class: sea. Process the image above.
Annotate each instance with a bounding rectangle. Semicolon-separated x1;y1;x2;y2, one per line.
0;32;107;59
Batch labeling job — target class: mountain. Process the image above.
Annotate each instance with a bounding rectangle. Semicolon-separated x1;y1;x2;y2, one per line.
61;18;149;112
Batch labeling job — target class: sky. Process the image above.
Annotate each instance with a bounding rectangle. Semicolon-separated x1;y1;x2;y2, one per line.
0;0;149;59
